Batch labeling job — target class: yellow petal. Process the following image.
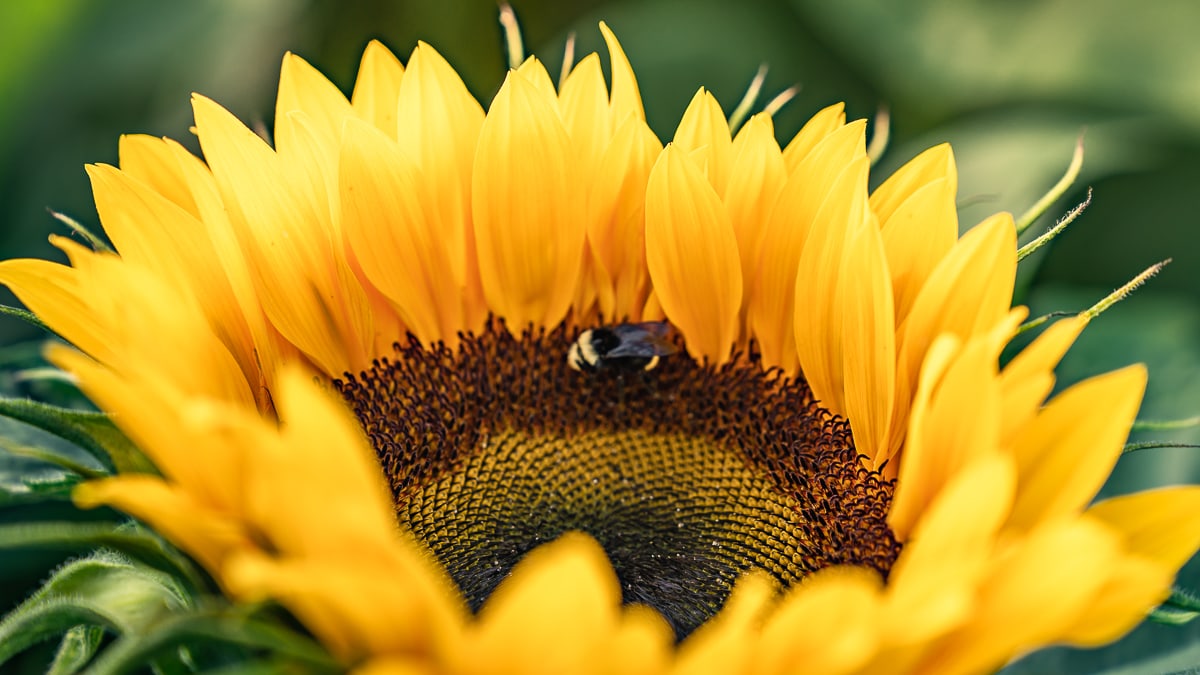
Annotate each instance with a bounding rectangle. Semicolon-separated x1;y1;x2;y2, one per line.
791;153;870;412
274;52;353;154
74;475;251;575
673;572;775;675
868;143;957;226
559;53;613;181
1006;365;1146;531
885;334;958;538
672;89;732;196
244;368;400;561
1086;486;1200;572
472;70;584;329
600;22;645;124
37;251;256;410
117;134;199;217
587;116;663;321
885;453;1016;642
514;56;559;102
725;113;786;300
395;42;487;331
194;94;375;376
887;313;1022;539
351;40;406;136
781;102;847;172
87;163;255;367
460;533;622;675
896;213;1016;387
340;118;461;344
887;213;1016;455
0;257;114;364
997;316;1086;445
756;567;882;675
1058;555;1170;646
840;221;896;466
224;551;462;665
876;175;957;325
755;120;866;376
604;606;673;675
644;145;742;364
160;135;290;408
50;345;249;508
921;519;1120;675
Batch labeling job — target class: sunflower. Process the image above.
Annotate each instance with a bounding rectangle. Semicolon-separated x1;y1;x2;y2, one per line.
2;22;1200;675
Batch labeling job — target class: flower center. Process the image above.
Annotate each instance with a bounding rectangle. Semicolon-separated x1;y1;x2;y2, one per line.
335;320;900;639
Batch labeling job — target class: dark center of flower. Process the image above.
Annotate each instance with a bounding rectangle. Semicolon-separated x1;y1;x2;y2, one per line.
334;320;900;639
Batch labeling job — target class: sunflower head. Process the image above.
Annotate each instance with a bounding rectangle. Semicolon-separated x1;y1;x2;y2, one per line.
1;20;1199;675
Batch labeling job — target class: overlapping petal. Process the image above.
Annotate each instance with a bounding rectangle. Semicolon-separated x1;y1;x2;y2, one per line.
644;145;742;363
472;64;585;329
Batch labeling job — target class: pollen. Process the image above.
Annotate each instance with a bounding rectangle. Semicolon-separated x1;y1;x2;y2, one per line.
335;320;901;639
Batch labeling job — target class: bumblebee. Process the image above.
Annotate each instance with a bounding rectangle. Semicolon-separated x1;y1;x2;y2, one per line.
567;322;677;373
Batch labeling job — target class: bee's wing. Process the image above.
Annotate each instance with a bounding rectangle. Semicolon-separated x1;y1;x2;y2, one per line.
604;322;679;358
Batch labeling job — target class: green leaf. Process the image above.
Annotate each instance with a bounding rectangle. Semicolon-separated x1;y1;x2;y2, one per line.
47;624;105;675
0;521;208;592
1;440;106;479
83;609;339;675
0;550;191;667
0;397;155;475
0;415;95;505
0;464;80;505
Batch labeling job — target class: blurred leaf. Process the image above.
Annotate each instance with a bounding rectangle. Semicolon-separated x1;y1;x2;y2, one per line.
0;410;105;506
791;0;1200;134
0;456;79;506
0;521;208;592
1003;621;1200;675
0;1;90;156
46;624;104;675
84;609;339;675
3;442;105;480
0;397;154;475
0;550;190;668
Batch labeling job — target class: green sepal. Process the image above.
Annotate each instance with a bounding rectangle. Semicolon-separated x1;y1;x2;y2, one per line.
1148;604;1200;626
0;303;54;335
47;624;105;675
1122;441;1200;455
0;397;155;474
1147;586;1200;625
0;550;192;668
83;608;340;675
47;209;114;254
0;521;208;592
1014;134;1084;236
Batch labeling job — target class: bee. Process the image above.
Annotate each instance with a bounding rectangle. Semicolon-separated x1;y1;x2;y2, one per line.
567;321;677;373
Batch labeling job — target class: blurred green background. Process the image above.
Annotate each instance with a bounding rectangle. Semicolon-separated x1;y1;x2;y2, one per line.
1;0;1198;671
